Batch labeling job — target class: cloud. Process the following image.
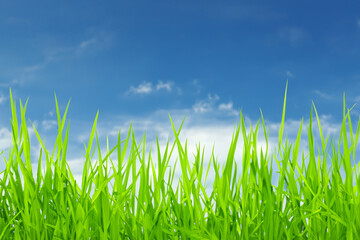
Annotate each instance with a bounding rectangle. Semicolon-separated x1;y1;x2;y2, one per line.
0;92;7;104
2;79;34;89
79;38;98;49
219;101;240;116
24;63;45;72
0;127;12;150
7;93;355;190
75;37;105;57
15;35;106;78
127;81;153;95
0;66;45;88
192;94;219;113
72;103;353;189
286;71;294;78
218;102;233;111
313;90;333;100
192;94;239;116
156;81;172;91
191;79;203;94
353;95;360;104
0;48;63;87
41;120;58;131
126;80;175;96
357;19;360;27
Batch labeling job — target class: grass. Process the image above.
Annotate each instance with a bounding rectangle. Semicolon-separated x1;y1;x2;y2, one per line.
0;82;360;239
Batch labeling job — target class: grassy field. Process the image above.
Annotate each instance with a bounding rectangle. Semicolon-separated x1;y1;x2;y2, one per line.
1;83;360;239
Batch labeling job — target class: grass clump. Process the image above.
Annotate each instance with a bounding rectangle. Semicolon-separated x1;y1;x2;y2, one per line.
1;83;360;239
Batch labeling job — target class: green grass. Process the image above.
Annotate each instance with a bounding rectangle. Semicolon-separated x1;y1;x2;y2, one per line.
1;83;360;239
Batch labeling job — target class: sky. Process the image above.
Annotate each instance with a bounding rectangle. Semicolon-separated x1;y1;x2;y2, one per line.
1;0;360;186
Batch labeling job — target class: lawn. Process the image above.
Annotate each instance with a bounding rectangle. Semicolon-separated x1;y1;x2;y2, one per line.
1;83;359;239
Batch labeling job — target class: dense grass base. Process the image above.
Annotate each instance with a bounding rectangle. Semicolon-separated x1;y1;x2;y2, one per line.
1;85;360;239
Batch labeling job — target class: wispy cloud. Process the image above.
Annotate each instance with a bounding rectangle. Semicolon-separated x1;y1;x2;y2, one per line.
23;63;44;72
192;94;219;113
156;81;172;91
218;102;233;111
79;38;98;49
219;101;239;116
41;120;58;131
75;38;101;56
191;79;203;94
0;37;101;87
192;93;239;116
0;92;7;104
127;81;153;95
42;37;100;60
313;90;333;100
15;92;352;188
286;71;294;78
126;80;174;95
357;19;360;27
5;67;43;87
354;96;360;102
0;79;17;88
0;127;12;150
70;103;349;187
8;34;110;85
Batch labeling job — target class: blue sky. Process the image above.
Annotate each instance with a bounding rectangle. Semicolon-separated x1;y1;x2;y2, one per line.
1;1;360;184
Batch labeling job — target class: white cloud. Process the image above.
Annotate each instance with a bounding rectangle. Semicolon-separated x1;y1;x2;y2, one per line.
357;19;360;27
0;92;7;104
126;80;177;96
192;94;238;116
79;38;98;49
10;98;356;192
354;96;360;103
156;81;172;91
10;36;103;84
286;71;294;78
82;106;351;190
313;90;333;100
219;101;239;116
219;102;233;111
192;102;210;113
5;64;45;87
192;94;219;113
23;63;44;72
191;79;203;94
75;37;103;57
42;120;58;131
0;127;12;150
128;81;153;95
